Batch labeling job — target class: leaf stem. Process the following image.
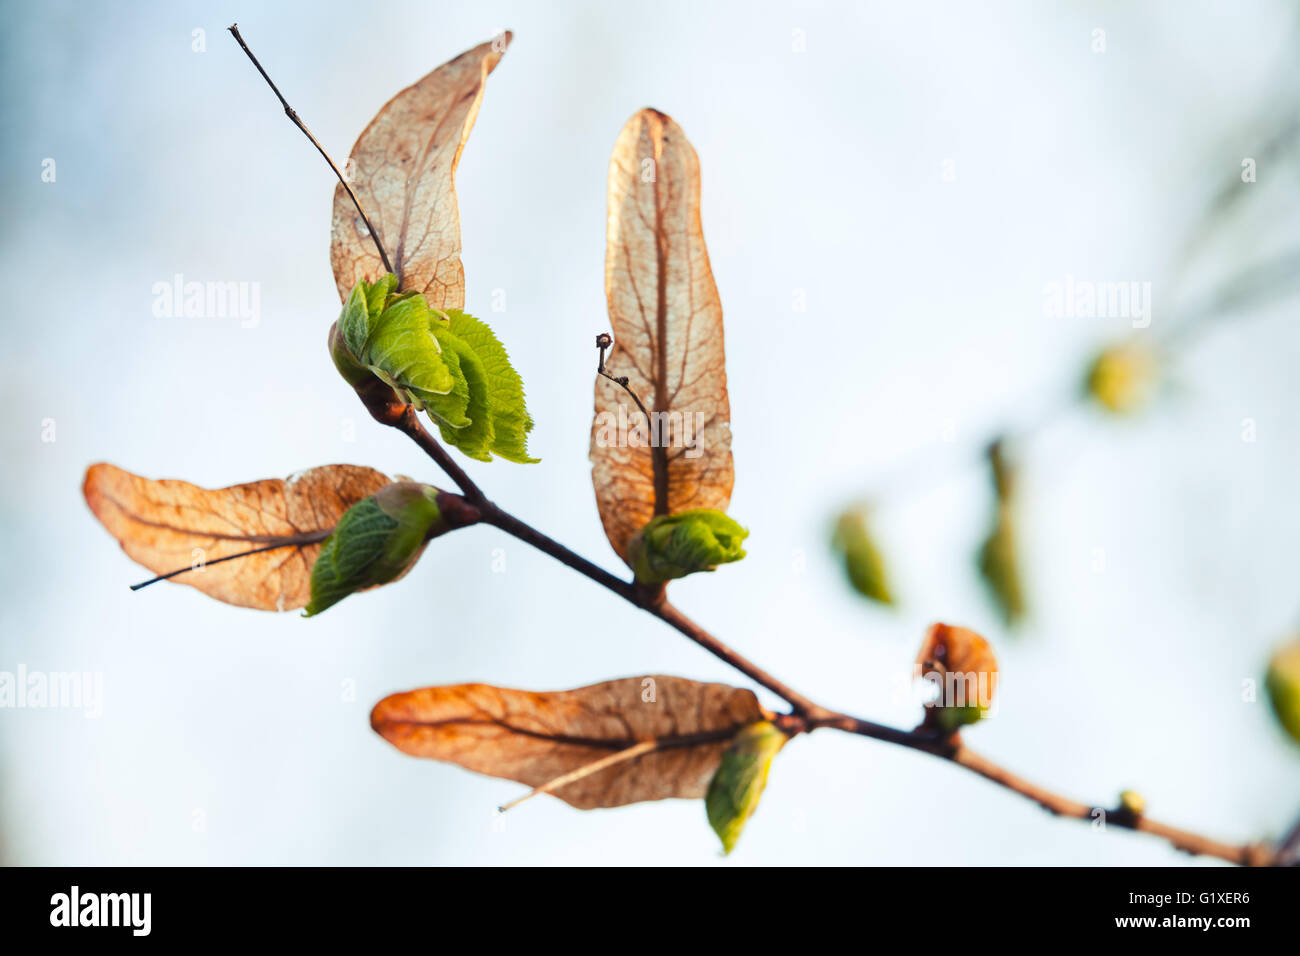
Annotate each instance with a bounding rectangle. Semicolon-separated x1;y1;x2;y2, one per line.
129;530;333;590
498;740;658;812
227;23;396;276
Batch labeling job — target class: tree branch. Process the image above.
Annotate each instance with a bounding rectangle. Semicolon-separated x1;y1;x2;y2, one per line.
383;403;1281;867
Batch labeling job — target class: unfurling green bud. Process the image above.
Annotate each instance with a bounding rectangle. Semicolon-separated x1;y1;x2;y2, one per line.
1085;342;1159;415
705;721;787;855
305;482;448;616
831;505;893;605
329;320;378;389
627;509;748;584
329;275;408;423
1265;638;1300;745
330;276;537;462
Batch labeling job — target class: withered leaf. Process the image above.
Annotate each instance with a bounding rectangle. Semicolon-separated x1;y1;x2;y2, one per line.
915;622;999;731
329;32;511;305
83;463;390;611
591;109;734;564
371;675;766;809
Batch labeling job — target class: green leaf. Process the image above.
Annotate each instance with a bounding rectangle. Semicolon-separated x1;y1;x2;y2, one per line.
627;509;748;584
831;506;893;605
430;321;495;459
305;482;446;616
331;278;537;464
706;721;786;855
445;310;537;463
978;505;1025;627
1266;639;1300;745
977;442;1025;627
337;273;396;358
338;281;372;359
364;293;460;404
363;273;399;319
421;326;474;430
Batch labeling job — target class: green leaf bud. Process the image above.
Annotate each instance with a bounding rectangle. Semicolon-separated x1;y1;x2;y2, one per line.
831;506;893;605
627;509;748;584
305;482;448;616
1266;638;1300;746
706;721;787;855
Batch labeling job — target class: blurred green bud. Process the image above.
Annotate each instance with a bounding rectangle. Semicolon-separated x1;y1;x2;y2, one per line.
831;505;893;605
978;505;1025;627
1266;639;1300;745
305;482;448;616
627;509;747;584
1085;342;1159;415
978;441;1025;627
706;721;787;855
1118;789;1146;817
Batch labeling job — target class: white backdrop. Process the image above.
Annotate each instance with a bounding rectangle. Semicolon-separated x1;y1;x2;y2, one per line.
2;0;1298;865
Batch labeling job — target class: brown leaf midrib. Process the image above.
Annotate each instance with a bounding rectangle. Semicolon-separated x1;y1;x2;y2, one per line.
375;716;744;753
651;115;670;516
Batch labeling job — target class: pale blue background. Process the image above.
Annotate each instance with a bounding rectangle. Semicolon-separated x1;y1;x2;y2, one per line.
2;0;1298;865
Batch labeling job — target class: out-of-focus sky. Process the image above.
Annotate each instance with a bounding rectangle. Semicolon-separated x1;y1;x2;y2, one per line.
2;0;1298;865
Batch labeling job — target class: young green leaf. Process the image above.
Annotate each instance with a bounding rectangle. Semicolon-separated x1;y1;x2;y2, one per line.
363;292;460;405
1266;639;1300;745
305;482;448;616
831;506;894;605
339;273;397;359
706;721;787;855
330;278;537;463
978;505;1025;626
428;319;495;459
444;310;537;463
977;442;1026;627
627;509;747;584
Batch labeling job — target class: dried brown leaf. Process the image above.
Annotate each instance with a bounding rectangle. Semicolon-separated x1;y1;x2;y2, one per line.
83;463;390;611
591;109;734;564
915;622;999;729
915;622;999;683
329;32;511;305
372;675;765;809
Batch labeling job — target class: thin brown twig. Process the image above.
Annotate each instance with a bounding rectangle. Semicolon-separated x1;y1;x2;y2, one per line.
227;23;396;277
391;406;486;504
